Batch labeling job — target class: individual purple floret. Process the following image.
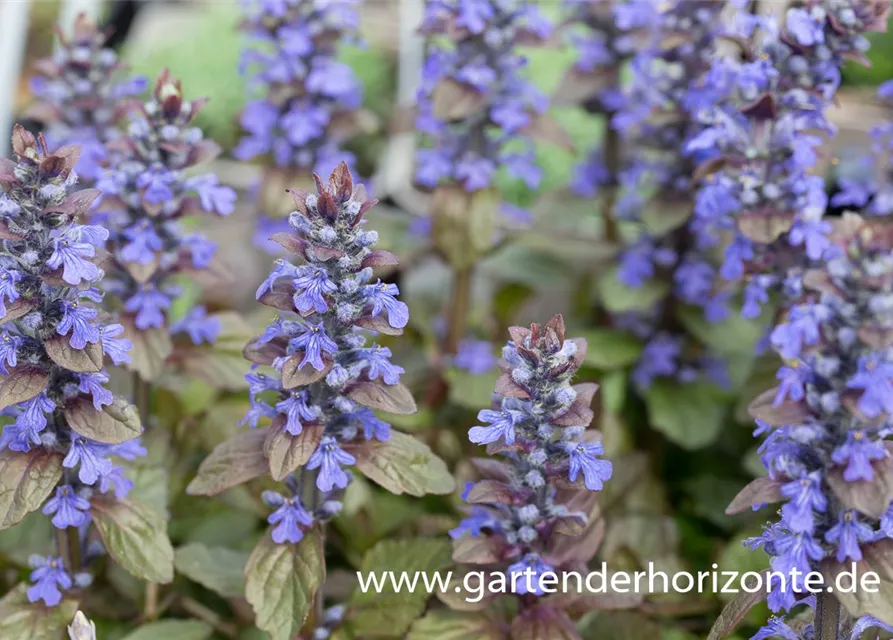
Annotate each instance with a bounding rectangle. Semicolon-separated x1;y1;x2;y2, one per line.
415;0;552;223
452;316;612;607
95;71;234;370
27;14;146;183
0;127;144;607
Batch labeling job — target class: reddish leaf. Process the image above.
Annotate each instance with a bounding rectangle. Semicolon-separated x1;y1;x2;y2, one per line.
243;336;288;366
496;372;529;399
0;367;49;411
348;381;417;414
44;335;103;373
747;388;811;426
828;456;893;519
259;289;296;313
725;476;783;515
281;355;331;389
465;480;518;506
706;575;770;640
186;429;269;496
361;250;399;268
269;232;306;255
64;396;142;444
355;314;404;336
452;536;502;565
0;448;63;529
264;422;324;482
0;300;34;324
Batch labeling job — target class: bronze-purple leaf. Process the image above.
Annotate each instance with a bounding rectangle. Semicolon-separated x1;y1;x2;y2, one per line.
269;232;307;255
510;605;580;640
747;388;811;426
186;429;269;496
281;355;331;389
264;421;324;482
0;448;63;529
347;380;417;414
705;574;770;640
345;431;454;496
243;336;288;366
44;335;103;373
0;367;49;411
361;250;399;269
470;458;513;483
725;476;783;515
495;372;529;399
0;300;35;325
355;314;404;336
259;288;296;313
466;480;517;506
827;457;893;519
64;396;142;444
452;536;502;565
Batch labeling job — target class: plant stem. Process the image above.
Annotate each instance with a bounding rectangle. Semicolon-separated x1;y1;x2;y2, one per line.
177;595;238;639
815;590;841;640
54;526;80;574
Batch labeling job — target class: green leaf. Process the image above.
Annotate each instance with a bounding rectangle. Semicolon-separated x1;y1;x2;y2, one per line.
577;328;642;370
186;429;269;496
175;543;249;598
0;510;53;566
91;497;174;583
0;448;62;529
445;367;499;410
348;539;452;636
346;431;456;497
64;396;142;444
493;282;533;329
181;348;250;392
596;266;669;313
644;380;727;450
406;611;504;640
122;620;213;640
677;305;768;355
126;465;169;519
245;529;326;640
0;584;78;640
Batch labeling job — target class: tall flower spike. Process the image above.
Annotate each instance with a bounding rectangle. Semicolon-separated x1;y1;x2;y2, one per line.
27;13;147;183
415;0;553;226
725;215;893;636
95;71;236;380
187;163;454;640
584;1;731;389
449;316;617;630
686;1;889;317
0;127;157;607
236;0;366;234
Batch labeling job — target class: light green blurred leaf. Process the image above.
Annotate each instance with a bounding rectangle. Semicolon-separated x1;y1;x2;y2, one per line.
122;620;213;640
644;381;727;450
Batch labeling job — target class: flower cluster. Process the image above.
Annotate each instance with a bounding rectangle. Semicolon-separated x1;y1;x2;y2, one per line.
243;162;413;544
0;127;143;606
742;215;893;635
235;0;362;175
601;1;731;389
95;72;235;345
27;14;146;183
451;316;612;599
687;1;889;317
415;0;551;222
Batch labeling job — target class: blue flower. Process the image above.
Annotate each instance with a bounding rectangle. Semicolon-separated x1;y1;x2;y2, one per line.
0;268;21;317
363;280;409;329
26;556;72;607
275;391;319;436
267;494;313;544
192;174;237;215
507;553;553;596
0;394;56;452
779;472;826;534
359;346;404;385
565;441;613;491
171;307;221;345
97;465;134;499
307;436;355;492
120;222;163;265
78;372;113;411
352;407;390;441
98;324;132;365
42;485;91;529
0;331;22;374
786;8;824;46
124;286;172;330
846;356;893;419
47;226;108;285
831;431;886;482
293;267;337;314
468;406;525;446
773;364;808;406
825;511;874;562
57;300;100;350
256;259;300;300
63;437;113;486
291;322;338;371
449;506;498;539
453;339;496;375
